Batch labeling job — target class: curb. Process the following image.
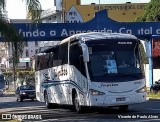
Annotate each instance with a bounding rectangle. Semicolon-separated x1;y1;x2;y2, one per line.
4;91;15;94
3;92;15;97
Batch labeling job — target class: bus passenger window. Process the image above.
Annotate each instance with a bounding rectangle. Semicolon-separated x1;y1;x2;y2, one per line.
59;43;68;65
39;55;46;70
52;46;60;67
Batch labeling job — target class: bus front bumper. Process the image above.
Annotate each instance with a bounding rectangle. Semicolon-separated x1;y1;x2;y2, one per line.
89;92;147;107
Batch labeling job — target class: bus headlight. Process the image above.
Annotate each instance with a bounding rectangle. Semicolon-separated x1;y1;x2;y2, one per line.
90;89;105;95
136;86;147;93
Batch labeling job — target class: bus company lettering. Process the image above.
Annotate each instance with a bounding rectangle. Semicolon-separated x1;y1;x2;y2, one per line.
100;83;118;87
118;42;132;44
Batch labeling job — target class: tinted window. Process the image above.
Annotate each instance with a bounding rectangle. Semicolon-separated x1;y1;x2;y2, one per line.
70;42;86;77
87;39;144;82
35;43;68;70
52;46;61;67
59;43;68;65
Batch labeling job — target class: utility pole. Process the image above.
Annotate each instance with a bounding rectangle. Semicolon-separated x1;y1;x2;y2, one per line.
99;0;100;11
12;42;16;91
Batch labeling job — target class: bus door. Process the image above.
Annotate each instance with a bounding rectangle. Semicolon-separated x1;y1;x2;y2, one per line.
70;42;88;101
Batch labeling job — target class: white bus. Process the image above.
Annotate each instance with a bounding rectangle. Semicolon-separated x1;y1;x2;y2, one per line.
35;32;147;113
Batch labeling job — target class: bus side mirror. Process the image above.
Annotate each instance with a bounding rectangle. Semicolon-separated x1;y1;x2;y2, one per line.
140;40;151;58
80;43;89;62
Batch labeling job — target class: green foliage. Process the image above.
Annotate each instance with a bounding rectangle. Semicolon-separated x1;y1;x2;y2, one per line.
17;71;35;78
24;0;42;21
0;0;5;18
3;71;35;78
17;71;35;86
0;19;24;64
147;92;160;98
3;72;13;77
0;0;42;64
136;0;160;22
0;0;42;20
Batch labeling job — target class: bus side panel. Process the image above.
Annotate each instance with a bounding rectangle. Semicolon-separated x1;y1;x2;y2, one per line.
36;64;89;106
47;65;89;106
45;65;72;105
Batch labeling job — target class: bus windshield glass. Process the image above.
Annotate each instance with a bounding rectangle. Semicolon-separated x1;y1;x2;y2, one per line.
86;39;144;82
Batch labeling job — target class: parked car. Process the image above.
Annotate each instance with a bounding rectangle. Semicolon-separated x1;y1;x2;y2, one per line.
15;85;36;102
150;80;160;93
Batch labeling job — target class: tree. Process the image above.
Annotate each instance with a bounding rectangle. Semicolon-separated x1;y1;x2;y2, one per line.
0;0;42;20
136;0;160;22
0;0;42;90
0;0;42;59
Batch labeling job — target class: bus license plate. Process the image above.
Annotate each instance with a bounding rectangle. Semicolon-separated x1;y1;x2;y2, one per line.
116;97;125;101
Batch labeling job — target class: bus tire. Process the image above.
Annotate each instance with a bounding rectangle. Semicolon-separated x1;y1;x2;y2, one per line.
73;92;83;113
119;105;128;111
44;91;52;109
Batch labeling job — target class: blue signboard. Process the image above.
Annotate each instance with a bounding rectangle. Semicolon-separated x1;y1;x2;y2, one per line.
0;10;160;41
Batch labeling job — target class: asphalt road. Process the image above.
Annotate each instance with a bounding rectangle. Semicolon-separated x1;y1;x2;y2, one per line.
0;94;160;122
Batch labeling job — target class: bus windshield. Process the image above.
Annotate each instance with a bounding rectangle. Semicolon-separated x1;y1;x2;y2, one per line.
86;39;144;82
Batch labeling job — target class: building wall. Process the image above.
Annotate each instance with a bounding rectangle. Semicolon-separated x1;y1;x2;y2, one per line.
5;41;38;70
0;43;7;71
55;0;63;11
41;13;62;23
39;3;63;50
63;0;146;22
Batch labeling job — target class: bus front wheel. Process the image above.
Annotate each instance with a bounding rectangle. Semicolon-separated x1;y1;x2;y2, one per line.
119;105;128;111
74;92;84;113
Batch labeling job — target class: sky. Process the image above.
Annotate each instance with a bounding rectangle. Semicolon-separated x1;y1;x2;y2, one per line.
6;0;151;19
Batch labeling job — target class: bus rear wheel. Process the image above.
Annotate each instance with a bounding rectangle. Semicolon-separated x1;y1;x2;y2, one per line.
119;105;128;111
44;91;59;109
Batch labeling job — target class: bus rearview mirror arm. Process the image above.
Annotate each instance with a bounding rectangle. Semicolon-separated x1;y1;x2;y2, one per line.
80;43;89;62
140;40;151;58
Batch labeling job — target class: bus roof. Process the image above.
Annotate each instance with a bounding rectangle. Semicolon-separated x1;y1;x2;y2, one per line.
39;32;138;54
60;32;137;44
